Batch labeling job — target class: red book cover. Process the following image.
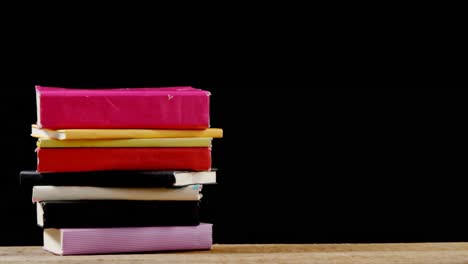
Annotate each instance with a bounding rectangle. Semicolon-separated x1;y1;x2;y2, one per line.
35;86;211;129
37;147;211;173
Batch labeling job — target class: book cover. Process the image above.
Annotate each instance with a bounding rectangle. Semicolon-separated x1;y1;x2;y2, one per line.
20;170;216;187
32;185;203;202
31;124;223;140
36;137;212;148
36;147;211;172
43;223;213;255
36;86;210;129
37;200;200;228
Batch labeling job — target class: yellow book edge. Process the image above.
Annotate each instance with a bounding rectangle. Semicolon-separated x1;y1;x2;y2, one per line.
37;137;213;148
31;124;223;140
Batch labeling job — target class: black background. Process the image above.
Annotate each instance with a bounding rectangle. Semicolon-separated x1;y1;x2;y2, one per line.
0;10;466;245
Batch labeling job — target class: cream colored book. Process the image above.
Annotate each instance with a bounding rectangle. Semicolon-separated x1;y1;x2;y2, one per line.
31;124;223;140
32;185;202;202
36;137;212;148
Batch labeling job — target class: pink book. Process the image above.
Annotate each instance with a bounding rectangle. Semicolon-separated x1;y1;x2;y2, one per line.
43;223;213;255
35;86;211;129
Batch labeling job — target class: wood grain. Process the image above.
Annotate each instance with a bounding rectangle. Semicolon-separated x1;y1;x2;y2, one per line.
1;243;467;264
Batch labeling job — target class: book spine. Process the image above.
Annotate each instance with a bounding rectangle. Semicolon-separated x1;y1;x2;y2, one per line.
20;171;177;187
33;127;224;140
40;201;200;228
19;171;43;186
37;88;210;129
59;224;213;255
36;147;211;172
32;185;202;201
37;137;212;148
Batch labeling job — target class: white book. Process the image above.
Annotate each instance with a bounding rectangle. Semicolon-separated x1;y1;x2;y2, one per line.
32;185;202;202
172;171;216;186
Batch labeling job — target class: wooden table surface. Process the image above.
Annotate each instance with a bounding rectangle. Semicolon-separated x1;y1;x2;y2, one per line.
1;243;467;264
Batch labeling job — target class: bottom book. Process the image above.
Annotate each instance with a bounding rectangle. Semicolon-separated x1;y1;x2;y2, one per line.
43;223;213;255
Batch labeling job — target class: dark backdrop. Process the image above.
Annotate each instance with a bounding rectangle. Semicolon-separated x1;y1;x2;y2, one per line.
0;14;465;246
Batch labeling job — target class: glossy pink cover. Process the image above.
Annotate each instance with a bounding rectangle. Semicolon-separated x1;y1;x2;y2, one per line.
36;86;210;129
46;223;212;255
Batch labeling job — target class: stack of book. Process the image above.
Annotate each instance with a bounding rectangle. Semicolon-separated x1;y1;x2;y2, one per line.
20;86;223;255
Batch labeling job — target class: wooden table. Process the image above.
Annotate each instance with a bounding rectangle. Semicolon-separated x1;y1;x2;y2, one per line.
1;243;467;264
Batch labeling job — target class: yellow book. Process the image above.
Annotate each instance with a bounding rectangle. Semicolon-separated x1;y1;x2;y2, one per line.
37;138;212;148
31;125;223;140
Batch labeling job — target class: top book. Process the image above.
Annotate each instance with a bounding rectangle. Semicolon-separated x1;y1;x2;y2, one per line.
35;86;211;129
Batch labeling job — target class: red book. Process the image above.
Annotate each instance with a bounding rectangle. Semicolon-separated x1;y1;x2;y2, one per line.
36;148;211;173
35;86;211;129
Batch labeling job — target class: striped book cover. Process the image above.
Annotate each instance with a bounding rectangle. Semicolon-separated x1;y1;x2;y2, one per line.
43;223;213;255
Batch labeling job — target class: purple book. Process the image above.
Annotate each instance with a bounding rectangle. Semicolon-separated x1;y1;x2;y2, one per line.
43;223;212;255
